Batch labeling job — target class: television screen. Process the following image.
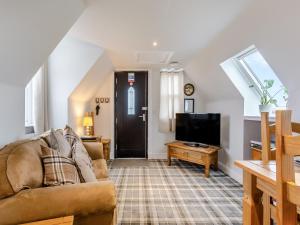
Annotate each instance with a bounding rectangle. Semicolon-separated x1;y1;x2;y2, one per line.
175;113;220;146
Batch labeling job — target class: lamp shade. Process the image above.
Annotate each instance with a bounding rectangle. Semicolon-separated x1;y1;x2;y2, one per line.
83;116;93;127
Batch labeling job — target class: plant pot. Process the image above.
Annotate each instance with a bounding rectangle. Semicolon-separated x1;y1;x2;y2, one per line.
259;104;273;113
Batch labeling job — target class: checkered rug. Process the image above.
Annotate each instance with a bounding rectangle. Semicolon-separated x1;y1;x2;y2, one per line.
109;160;243;225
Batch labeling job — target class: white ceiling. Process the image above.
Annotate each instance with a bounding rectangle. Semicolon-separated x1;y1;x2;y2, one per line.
69;0;253;69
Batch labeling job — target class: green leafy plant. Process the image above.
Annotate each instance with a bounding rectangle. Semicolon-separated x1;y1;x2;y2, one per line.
249;79;288;106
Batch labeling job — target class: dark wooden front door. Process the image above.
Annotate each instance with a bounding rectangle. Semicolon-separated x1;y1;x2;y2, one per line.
115;71;148;158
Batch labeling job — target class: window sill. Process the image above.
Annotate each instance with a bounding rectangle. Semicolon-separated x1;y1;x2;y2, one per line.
25;126;35;134
244;115;275;122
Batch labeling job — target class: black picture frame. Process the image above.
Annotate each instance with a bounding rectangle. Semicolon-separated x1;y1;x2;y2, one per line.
184;98;194;113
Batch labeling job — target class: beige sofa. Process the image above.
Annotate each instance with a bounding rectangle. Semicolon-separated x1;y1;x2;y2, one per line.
0;138;117;225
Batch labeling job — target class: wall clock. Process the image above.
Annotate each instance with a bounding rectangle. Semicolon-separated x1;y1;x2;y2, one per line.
184;83;195;96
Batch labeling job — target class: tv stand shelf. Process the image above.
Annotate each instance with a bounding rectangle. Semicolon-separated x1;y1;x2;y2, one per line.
166;141;221;177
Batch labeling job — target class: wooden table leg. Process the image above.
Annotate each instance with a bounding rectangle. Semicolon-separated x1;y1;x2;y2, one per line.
204;163;210;177
243;171;263;225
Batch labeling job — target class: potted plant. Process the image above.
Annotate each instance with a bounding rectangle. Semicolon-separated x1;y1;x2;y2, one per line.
249;80;288;113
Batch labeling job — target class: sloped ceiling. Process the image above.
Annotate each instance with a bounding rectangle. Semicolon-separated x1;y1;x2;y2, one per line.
185;0;300;103
69;0;253;69
0;0;85;86
70;51;114;102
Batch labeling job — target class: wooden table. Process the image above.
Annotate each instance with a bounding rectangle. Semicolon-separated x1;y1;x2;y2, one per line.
235;160;300;225
22;216;73;225
167;141;220;177
101;138;111;160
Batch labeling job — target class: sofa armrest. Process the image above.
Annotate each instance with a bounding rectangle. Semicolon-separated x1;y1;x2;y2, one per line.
0;181;116;225
83;142;104;160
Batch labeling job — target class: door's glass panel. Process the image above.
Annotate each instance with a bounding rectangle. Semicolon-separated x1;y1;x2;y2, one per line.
128;86;135;115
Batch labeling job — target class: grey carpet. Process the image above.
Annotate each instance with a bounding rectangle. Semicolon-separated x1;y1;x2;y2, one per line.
109;159;243;225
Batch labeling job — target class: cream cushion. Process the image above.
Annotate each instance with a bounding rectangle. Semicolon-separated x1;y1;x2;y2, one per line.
42;129;72;157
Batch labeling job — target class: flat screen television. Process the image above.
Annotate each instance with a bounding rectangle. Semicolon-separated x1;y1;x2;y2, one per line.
176;113;220;146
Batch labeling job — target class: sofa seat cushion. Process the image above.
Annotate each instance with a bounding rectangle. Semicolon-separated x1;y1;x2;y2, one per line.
92;159;108;179
41;146;80;186
0;181;116;225
0;139;48;200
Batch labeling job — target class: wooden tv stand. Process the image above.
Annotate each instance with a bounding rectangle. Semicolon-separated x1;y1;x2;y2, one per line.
166;141;220;177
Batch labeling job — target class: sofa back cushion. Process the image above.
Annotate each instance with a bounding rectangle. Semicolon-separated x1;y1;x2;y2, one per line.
0;139;47;199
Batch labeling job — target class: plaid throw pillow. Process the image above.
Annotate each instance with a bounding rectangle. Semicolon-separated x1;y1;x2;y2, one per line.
63;125;97;183
41;146;80;186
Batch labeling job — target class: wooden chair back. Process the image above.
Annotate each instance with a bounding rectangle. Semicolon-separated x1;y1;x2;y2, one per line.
261;112;275;163
275;110;300;225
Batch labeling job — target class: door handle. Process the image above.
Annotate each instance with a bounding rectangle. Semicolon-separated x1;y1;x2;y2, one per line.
139;114;146;122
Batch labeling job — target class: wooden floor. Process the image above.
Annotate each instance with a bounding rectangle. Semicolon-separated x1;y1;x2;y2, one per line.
21;216;73;225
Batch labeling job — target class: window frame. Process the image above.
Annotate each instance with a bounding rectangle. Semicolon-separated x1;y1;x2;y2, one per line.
233;46;277;106
25;77;35;134
25;81;34;127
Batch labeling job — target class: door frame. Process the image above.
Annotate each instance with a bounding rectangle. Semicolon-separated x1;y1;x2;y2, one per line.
114;70;149;159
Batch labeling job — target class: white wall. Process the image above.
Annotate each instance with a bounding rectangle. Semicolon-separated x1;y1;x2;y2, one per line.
0;83;25;147
48;37;103;129
184;75;206;113
148;69;175;159
69;52;114;135
0;1;84;147
206;99;244;182
184;0;300;182
91;72;115;158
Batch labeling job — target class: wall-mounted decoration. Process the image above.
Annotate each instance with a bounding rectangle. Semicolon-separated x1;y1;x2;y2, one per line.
184;83;195;96
95;104;100;115
95;97;110;115
184;98;194;113
95;98;101;115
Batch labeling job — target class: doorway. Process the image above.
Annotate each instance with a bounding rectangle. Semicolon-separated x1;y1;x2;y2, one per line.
114;71;148;158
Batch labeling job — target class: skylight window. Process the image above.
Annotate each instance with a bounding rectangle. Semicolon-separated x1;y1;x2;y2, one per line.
235;47;288;108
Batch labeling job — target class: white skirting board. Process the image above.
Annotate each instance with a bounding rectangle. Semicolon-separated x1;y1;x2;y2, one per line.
148;153;167;159
218;161;243;184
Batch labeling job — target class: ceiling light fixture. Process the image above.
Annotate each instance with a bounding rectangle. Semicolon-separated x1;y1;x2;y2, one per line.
161;61;184;73
152;41;158;47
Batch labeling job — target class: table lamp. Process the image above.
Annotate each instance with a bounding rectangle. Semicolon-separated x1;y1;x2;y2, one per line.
83;115;94;136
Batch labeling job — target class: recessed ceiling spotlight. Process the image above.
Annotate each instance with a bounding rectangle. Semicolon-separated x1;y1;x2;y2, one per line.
152;41;158;47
